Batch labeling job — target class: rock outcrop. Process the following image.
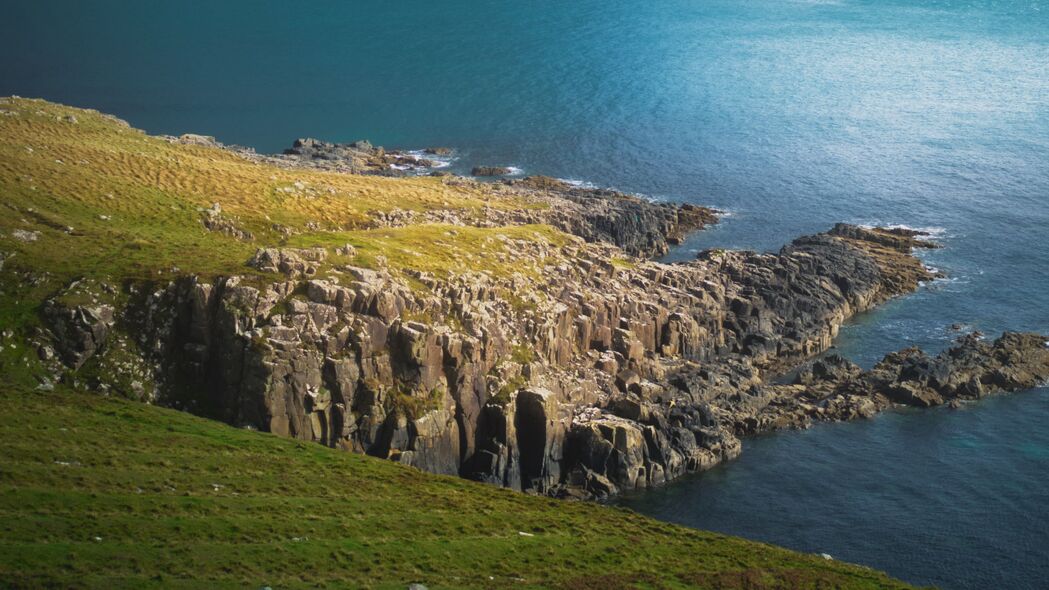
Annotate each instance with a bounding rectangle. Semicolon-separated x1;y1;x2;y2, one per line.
732;332;1049;433
43;300;114;370
472;166;513;177
278;138;438;175
508;176;719;258
185;133;721;258
67;221;1016;500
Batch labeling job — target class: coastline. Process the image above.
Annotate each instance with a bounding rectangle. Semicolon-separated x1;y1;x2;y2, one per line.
3;98;1044;503
4;97;1048;589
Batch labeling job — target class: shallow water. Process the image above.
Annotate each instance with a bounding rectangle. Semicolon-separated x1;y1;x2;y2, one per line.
4;1;1048;587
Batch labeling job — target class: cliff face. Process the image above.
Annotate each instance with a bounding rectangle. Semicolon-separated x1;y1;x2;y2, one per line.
10;99;1047;500
46;213;1017;498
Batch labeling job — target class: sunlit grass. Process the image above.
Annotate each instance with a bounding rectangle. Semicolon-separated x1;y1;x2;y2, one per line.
0;386;918;589
0;97;543;283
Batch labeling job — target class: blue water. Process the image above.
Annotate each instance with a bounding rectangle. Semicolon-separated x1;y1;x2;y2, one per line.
4;1;1048;587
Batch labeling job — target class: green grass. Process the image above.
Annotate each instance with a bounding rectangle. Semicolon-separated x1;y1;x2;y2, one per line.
0;386;918;589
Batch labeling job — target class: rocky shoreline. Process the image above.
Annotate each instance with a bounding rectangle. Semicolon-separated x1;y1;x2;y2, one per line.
36;134;1049;500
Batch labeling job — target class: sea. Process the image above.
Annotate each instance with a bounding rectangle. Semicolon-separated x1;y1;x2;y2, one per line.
3;1;1048;587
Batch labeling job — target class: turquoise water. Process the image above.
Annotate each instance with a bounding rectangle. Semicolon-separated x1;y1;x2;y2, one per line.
4;1;1049;587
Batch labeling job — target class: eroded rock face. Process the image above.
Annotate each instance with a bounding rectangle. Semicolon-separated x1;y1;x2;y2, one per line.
42;280;117;370
43;302;114;370
48;215;1044;499
515;388;567;493
247;247;328;278
279;138;437;175
508;176;719;258
113;224;943;491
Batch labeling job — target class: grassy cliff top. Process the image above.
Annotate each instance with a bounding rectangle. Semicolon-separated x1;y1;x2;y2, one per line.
0;97;561;283
0;384;917;589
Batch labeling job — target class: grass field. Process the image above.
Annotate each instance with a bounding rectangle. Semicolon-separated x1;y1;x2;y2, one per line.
0;386;917;589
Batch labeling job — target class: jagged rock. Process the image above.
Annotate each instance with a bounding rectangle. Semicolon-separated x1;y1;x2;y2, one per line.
44;303;114;369
794;354;862;385
401;409;460;475
102;220;1036;500
471;166;513;177
248;247;327;278
202;205;253;240
508;176;718;258
42;283;115;370
277;138;438;175
470;398;522;490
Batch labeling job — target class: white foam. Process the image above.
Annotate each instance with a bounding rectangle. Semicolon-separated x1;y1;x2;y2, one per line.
406;149;455;169
557;177;598;189
856;221;949;239
506;166;524;175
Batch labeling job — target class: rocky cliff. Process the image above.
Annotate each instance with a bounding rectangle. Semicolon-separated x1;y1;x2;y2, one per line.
42;213;1047;499
8;98;1047;502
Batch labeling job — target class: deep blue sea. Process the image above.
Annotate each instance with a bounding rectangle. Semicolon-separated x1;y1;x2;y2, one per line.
3;1;1048;587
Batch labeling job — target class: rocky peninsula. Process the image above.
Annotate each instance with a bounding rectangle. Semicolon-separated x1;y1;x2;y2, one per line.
6;98;1049;503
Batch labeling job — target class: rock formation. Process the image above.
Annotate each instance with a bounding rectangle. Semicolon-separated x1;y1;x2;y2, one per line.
31;127;1046;501
471;166;513;177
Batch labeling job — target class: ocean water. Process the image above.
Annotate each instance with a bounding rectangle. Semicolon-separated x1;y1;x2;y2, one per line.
3;1;1048;587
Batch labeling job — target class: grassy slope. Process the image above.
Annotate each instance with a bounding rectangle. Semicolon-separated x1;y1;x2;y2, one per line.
0;98;546;281
0;386;915;589
0;98;917;588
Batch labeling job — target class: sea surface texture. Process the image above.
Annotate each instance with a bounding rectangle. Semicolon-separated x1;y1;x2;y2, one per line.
3;1;1048;588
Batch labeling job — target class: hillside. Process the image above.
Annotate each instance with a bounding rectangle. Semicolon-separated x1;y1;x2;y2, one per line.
0;96;931;589
0;384;916;589
6;97;1046;588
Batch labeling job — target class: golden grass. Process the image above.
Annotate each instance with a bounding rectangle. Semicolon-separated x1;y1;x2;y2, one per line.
0;97;549;283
